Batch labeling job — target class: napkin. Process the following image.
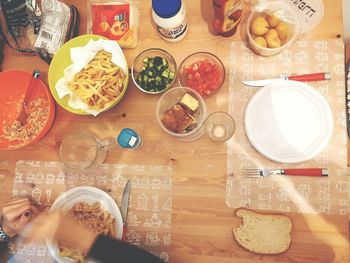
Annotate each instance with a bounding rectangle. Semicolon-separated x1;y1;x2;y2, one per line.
56;39;127;116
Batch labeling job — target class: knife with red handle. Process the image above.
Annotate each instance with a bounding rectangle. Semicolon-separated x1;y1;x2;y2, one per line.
122;224;127;241
282;168;328;176
287;72;331;82
242;72;331;87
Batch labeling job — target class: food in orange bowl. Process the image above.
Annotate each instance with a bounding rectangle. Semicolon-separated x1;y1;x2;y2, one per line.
0;70;55;150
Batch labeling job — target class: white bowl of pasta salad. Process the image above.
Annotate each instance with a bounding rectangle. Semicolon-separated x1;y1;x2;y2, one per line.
47;186;123;263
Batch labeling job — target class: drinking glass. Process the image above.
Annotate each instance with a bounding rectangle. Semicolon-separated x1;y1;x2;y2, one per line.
59;130;117;170
205;112;235;142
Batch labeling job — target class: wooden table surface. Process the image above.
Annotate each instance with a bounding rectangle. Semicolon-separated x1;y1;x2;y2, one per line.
0;0;349;262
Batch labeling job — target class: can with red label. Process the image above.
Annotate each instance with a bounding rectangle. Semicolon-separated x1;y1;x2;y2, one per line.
89;1;139;48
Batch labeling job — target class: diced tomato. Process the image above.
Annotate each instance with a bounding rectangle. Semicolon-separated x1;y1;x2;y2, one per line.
182;59;224;97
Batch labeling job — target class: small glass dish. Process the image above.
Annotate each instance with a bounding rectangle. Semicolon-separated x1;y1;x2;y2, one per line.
131;48;177;94
178;52;225;97
205;111;235;142
156;87;207;141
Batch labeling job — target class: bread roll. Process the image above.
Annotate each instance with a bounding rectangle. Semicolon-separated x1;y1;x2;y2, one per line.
232;208;292;254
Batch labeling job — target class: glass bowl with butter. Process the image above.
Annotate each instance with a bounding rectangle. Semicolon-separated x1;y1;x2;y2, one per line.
156;87;207;141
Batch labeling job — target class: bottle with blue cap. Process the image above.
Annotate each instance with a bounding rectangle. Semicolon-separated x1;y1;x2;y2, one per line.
117;128;143;150
152;0;188;42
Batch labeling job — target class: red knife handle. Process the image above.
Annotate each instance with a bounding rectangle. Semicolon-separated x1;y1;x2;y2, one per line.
283;168;328;176
288;72;331;82
121;224;127;241
23;70;40;105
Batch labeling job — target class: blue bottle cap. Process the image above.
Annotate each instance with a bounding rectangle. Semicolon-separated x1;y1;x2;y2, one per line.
117;128;141;149
152;0;181;18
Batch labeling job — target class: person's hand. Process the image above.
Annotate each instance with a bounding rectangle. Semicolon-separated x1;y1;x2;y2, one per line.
0;198;39;238
24;211;98;254
23;211;62;243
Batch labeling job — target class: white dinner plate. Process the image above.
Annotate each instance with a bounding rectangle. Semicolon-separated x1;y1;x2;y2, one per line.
47;186;123;263
244;80;333;163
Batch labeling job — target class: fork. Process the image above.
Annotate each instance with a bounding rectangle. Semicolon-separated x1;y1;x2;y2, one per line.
17;70;40;125
243;168;328;177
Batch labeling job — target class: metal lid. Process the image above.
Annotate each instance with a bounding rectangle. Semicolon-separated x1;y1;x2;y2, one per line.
117;128;140;149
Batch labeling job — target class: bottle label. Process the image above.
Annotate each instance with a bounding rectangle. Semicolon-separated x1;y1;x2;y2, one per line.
91;3;130;41
213;0;245;35
224;0;245;31
156;20;188;40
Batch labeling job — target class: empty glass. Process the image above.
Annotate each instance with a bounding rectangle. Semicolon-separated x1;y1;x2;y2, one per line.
205;111;235;142
59;130;117;170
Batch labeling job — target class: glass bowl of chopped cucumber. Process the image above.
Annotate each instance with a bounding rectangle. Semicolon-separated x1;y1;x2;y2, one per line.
131;48;177;94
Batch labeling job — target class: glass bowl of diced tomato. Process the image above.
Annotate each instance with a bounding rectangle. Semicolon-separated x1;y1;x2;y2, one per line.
178;52;225;97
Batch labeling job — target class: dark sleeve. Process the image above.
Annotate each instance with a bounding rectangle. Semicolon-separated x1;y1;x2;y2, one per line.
0;241;9;261
88;235;165;263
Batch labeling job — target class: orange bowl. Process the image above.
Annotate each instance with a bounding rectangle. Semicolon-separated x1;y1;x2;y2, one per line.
0;70;55;150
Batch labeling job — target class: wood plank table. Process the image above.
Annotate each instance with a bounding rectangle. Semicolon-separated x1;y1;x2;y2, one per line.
1;1;349;262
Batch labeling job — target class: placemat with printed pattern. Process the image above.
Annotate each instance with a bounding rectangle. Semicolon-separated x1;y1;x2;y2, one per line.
226;39;349;215
8;160;172;262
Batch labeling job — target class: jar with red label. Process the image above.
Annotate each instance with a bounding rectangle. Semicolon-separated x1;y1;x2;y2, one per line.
213;0;245;37
88;0;139;48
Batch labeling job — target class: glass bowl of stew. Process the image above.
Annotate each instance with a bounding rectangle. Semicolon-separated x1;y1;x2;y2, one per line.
178;52;225;97
131;48;177;94
156;86;207;141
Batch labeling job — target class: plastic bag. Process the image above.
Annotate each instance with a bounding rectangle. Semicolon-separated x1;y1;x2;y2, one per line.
0;0;79;64
250;0;300;33
87;0;139;48
248;0;324;38
33;0;80;59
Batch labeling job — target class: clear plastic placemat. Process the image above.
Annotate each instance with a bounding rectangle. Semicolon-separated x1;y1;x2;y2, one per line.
8;160;173;262
226;39;349;215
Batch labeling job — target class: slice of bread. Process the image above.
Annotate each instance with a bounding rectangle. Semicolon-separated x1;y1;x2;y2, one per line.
232;208;292;254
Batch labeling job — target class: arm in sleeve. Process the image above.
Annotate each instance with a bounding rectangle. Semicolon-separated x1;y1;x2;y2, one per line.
88;235;165;263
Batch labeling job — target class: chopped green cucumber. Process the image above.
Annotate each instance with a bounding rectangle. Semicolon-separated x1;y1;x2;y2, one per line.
136;56;175;92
